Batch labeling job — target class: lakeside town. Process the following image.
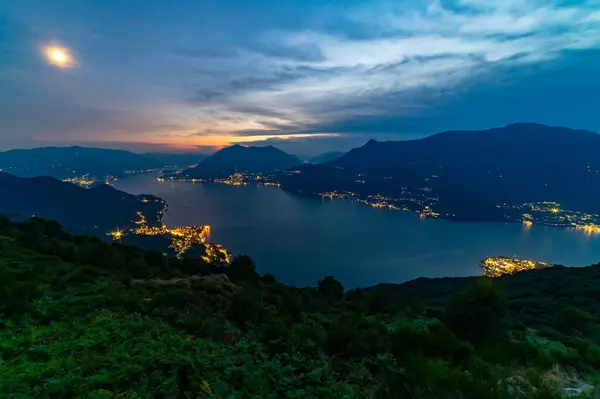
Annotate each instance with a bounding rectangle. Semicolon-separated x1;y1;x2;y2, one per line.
63;169;161;188
480;256;554;277
500;201;600;233
157;170;600;233
158;170;281;188
108;196;231;264
317;190;441;219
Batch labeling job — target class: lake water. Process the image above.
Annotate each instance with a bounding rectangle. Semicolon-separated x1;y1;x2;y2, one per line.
115;173;600;288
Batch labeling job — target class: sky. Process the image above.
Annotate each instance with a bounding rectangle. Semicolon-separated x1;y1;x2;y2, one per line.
1;0;600;156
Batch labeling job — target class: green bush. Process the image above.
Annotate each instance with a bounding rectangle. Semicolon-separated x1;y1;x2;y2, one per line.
445;279;509;343
228;287;265;327
554;305;596;335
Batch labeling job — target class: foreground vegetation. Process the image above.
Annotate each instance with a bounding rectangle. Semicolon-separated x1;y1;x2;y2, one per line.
2;216;600;398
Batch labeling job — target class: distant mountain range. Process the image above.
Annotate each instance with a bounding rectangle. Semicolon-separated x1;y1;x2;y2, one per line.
309;151;345;164
181;145;303;179
143;152;209;167
280;123;600;221
0;172;164;232
0;146;208;181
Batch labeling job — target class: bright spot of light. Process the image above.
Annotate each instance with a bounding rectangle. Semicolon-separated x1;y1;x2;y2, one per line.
52;50;66;62
44;45;74;68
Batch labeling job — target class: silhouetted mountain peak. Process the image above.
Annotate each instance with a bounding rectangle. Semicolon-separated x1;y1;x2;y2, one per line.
182;144;302;178
281;123;600;220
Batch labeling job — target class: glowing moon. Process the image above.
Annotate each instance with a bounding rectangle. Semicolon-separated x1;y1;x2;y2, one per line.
52;50;66;62
44;46;74;68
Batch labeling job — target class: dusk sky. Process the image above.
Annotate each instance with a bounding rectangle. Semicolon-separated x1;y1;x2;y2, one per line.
1;0;599;155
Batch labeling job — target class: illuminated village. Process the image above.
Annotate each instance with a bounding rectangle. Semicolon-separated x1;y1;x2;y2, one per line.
62;174;96;187
159;171;281;187
500;201;600;233
62;174;119;187
481;256;553;278
62;169;158;188
108;196;231;264
317;188;441;219
158;170;600;231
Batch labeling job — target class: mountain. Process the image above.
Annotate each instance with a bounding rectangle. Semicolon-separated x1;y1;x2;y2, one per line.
144;152;209;167
0;172;164;232
309;151;345;164
181;144;302;179
280;123;600;221
0;146;164;180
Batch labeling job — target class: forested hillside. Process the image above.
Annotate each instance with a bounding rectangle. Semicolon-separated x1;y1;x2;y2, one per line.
2;216;600;398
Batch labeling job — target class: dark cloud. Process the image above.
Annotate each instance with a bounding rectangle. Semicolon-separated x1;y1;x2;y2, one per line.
1;0;599;154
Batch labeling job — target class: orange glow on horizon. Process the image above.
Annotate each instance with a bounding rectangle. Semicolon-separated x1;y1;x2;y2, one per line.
163;132;340;147
91;132;341;152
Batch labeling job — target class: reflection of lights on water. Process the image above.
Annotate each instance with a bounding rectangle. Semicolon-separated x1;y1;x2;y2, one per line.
576;224;600;236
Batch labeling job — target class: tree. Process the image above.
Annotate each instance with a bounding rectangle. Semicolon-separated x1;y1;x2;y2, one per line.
317;276;344;300
0;215;13;234
444;279;508;343
262;274;277;285
227;255;259;284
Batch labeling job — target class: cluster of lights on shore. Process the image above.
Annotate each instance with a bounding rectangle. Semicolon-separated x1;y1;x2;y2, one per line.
107;199;231;264
500;201;600;234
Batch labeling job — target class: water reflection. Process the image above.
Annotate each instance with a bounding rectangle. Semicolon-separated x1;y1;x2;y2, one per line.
115;173;600;287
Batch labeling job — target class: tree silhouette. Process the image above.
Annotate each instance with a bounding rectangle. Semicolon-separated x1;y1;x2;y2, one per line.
317;276;344;300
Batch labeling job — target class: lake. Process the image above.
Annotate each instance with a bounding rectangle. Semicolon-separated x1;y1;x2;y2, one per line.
115;172;600;288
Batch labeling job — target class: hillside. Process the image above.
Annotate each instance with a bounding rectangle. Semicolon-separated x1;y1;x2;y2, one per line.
280;123;600;222
143;152;209;167
181;145;302;179
2;216;600;398
0;146;211;182
0;172;164;232
0;146;165;180
309;151;345;164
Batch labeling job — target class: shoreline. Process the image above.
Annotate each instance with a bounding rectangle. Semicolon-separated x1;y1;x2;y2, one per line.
156;176;600;234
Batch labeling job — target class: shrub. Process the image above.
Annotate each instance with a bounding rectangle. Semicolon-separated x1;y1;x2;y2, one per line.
445;279;508;343
554;306;595;335
228;287;264;328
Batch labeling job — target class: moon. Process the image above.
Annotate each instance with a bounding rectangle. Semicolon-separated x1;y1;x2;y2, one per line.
44;45;73;68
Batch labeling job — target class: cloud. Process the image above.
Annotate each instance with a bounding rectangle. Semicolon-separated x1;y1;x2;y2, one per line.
176;0;600;145
1;0;600;153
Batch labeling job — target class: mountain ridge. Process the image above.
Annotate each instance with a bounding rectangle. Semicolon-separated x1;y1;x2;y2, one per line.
280;123;600;221
0;171;164;232
181;144;302;179
0;146;209;180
